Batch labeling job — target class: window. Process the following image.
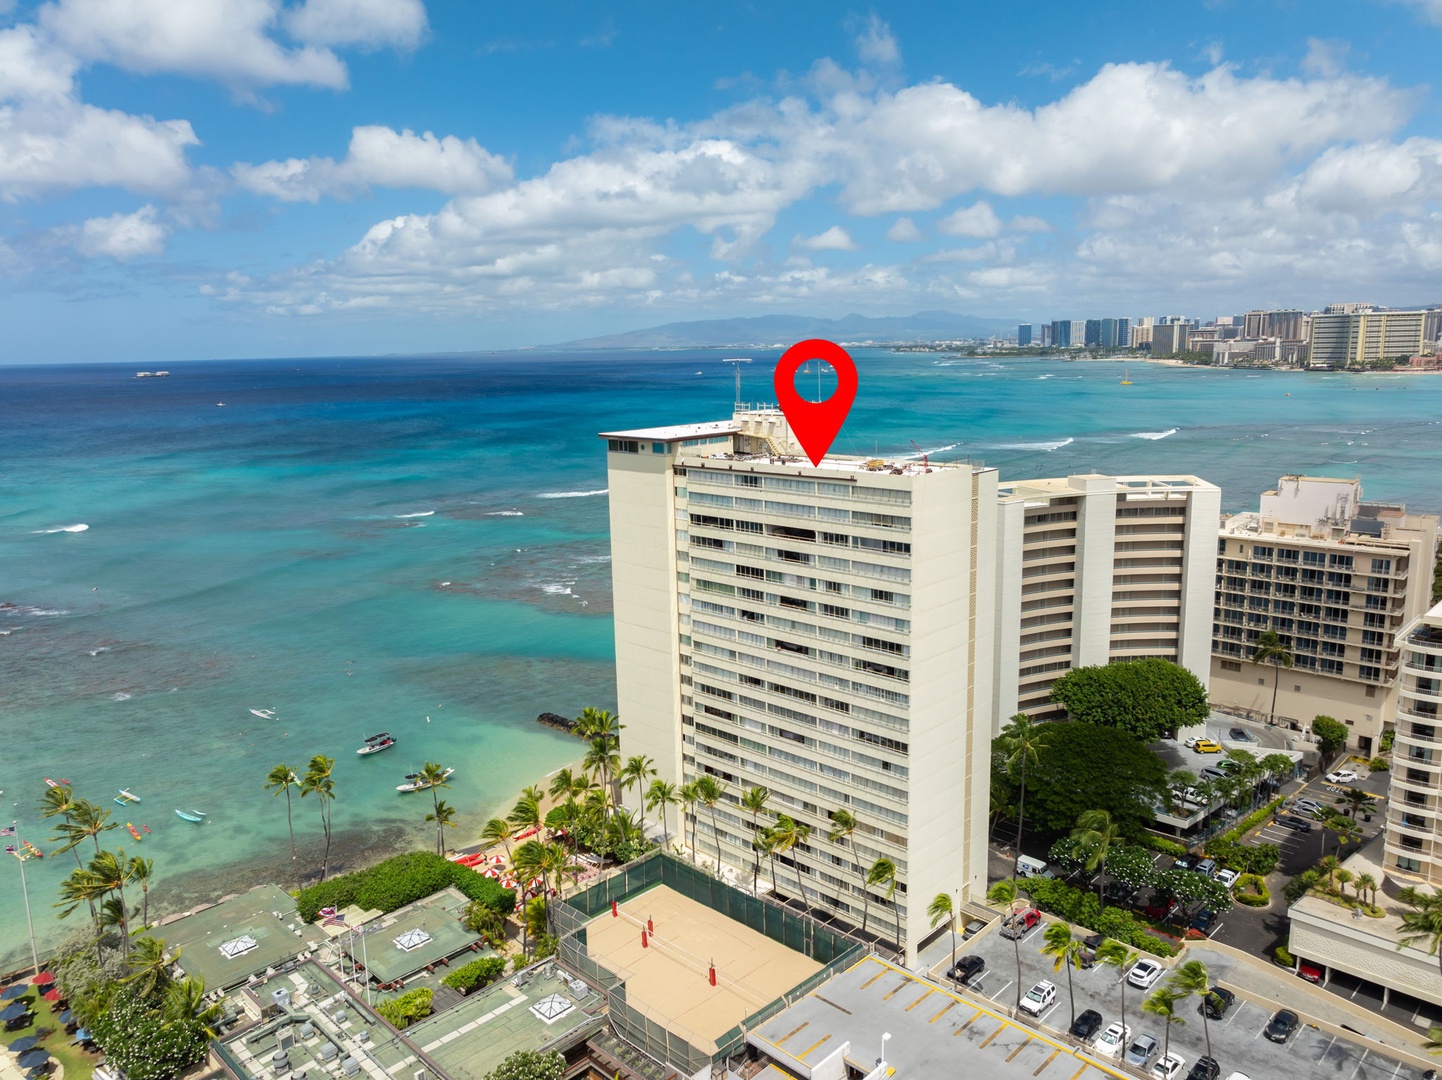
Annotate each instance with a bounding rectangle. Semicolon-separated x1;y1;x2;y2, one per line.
1398;855;1423;873
653;442;667;454
1372;558;1392;573
607;439;639;453
1303;551;1325;566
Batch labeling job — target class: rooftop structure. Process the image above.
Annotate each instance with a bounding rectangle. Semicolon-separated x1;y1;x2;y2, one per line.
324;888;485;990
161;884;329;992
602;408;998;964
1211;476;1439;754
994;473;1219;731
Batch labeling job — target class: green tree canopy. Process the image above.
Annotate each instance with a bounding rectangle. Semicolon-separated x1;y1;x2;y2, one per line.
484;1049;565;1080
1311;715;1349;754
1048;658;1208;742
1019;722;1169;835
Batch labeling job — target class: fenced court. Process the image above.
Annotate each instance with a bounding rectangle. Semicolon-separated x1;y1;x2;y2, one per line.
584;884;821;1052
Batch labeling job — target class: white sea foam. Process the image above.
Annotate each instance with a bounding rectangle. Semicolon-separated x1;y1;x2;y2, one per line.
902;443;960;459
535;489;608;499
111;692;132;701
88;647;111;656
33;523;89;534
395;511;434;519
573;554;612;564
485;510;525;517
1129;428;1179;441
2;605;69;616
995;437;1074;452
540;582;576;596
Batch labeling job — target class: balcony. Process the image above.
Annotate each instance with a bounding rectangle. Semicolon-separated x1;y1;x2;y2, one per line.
1396;727;1442;747
1388;813;1438;841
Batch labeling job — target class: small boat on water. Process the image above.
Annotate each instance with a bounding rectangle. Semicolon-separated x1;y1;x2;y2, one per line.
357;732;396;756
125;823;142;841
44;778;70;788
116;788;140;804
20;840;43;859
249;708;275;720
397;767;454;793
175;809;206;823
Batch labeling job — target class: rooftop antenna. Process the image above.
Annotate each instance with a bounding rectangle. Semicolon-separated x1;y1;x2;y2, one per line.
722;358;752;410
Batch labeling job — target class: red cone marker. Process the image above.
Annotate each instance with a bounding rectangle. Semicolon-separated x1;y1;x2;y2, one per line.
773;339;858;467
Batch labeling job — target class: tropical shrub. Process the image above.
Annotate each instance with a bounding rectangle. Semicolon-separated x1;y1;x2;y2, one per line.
1048;657;1208;742
1013;878;1179;957
1311;715;1349;754
89;988;209;1080
485;1049;565;1080
296;852;515;921
1216;797;1285;844
1203;838;1279;877
375;987;433;1029
1368;757;1390;772
1136;833;1188;856
1274;945;1294;967
442;956;507;993
464;901;508;948
1234;874;1270;907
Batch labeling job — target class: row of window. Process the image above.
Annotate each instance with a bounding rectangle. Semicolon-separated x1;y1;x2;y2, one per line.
687;469;913;505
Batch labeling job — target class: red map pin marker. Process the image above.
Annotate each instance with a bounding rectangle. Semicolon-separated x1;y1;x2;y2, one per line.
773;339;858;467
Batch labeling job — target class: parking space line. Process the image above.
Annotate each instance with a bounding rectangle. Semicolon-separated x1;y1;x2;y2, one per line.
797;1035;831;1061
882;978;908;1001
955;1011;984;1034
978;1024;1005;1049
1222;1003;1245;1028
990;980;1013;1003
1349;1049;1370;1079
1068;1064;1089;1080
1007;1037;1034;1061
929;1001;956;1024
860;968;888;990
905;988;934;1011
1033;1049;1061;1075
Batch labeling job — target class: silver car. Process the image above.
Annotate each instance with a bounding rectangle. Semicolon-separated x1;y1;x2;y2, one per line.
1124;1033;1160;1068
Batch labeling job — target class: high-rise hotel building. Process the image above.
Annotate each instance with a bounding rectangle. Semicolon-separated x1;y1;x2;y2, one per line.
1388;600;1442;885
993;474;1221;730
601;409;997;963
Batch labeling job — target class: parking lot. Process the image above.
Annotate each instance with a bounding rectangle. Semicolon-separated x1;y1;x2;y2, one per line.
936;921;1433;1080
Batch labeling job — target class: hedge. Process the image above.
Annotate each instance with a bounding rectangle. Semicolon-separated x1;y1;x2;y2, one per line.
1202;837;1279;877
1274;945;1294;967
1217;797;1285;843
376;987;433;1029
1016;878;1180;957
296;852;516;922
1136;833;1189;857
442;955;507;993
1233;873;1270;907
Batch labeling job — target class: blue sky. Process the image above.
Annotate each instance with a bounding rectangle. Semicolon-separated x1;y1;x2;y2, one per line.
3;0;1442;362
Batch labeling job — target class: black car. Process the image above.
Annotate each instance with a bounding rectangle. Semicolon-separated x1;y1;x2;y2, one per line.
1070;1009;1103;1042
1172;853;1197;871
1276;814;1314;832
1264;1008;1299;1043
1228;727;1249;741
1200;986;1235;1019
948;955;985;985
1189;908;1217;935
1185;1057;1220;1080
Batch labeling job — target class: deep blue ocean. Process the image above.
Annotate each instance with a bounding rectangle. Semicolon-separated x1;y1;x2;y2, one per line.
1;350;1440;968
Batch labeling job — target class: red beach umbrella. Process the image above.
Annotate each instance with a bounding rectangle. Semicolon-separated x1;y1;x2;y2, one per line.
41;990;61;1002
30;972;54;987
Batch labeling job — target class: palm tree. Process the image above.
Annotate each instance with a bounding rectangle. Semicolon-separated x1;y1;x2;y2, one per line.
757;827;781;893
417;761;452;828
1095;940;1140;1036
163;977;222;1037
65;848;135;956
1252;630;1294;725
1356;871;1379;910
678;781;700;863
1040;922;1082;1030
264;764;300;860
827;809;868;927
509;791;544;839
1317;854;1341;893
1071;808;1122;912
1165;959;1215;1062
1260;752;1296;788
511;840;546;958
770;815;813;908
928;892;958;980
740;786;771;892
1341;788;1370;820
999;713;1049;877
694;776;727;868
583;738;622;857
129;855;154;930
573;707;622;747
54;798;118;858
867;858;900;955
426;800;457;855
987;880;1026;1013
549;767;590;851
645;780;679;844
481;817;514;862
1142;987;1186;1059
124;935;177;999
40;785;81;866
300;755;336;880
1329;814;1361;858
56;866;108;957
619;755;657;814
1398;885;1442;980
1424;1025;1442;1057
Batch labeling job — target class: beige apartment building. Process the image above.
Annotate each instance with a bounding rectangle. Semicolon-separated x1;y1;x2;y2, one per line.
1307;309;1442;368
1387;600;1442;885
993;474;1220;730
601;409;997;964
1210;476;1439;754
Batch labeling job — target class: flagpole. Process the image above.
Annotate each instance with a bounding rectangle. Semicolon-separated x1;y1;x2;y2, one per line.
11;822;39;975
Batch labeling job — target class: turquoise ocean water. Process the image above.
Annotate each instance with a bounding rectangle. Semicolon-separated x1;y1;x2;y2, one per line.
1;350;1440;968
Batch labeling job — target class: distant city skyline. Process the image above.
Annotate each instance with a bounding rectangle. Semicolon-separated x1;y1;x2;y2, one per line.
5;1;1442;363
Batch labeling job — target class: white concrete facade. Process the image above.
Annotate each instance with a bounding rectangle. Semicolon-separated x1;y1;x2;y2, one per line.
602;411;998;964
992;474;1221;731
1387;600;1442;887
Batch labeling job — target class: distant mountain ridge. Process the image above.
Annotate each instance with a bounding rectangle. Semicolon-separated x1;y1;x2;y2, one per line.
555;310;1015;349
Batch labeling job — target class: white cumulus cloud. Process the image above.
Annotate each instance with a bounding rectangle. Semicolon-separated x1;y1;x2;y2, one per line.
886;217;921;241
796;225;857;251
59;204;169;259
233;126;514;200
939;201;1002;238
284;0;427;50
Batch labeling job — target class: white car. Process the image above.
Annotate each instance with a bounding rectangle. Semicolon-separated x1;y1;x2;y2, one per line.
1018;979;1058;1017
1152;1052;1187;1080
1184;736;1200;749
1213;868;1240;889
1326;769;1360;784
1094;1022;1130;1060
1126;958;1164;989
